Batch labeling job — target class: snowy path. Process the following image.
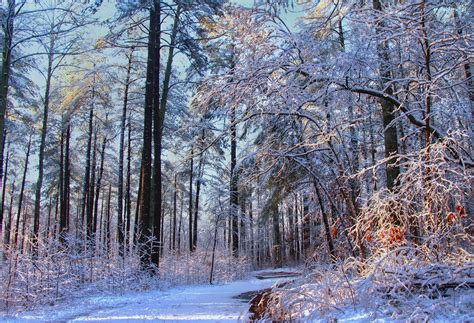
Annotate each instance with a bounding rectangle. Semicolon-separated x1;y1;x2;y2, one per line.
3;272;290;322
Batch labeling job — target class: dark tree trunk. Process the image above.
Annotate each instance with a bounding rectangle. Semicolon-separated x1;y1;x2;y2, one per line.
33;40;55;253
0;129;6;232
134;165;143;245
0;0;15;155
372;0;401;190
288;201;295;261
177;190;183;253
139;1;159;270
192;147;205;251
99;190;105;247
160;202;165;254
453;7;474;126
302;194;310;256
82;105;94;240
230;105;239;257
125;114;132;250
20;206;28;253
88;129;98;239
172;173;177;250
150;0;163;269
209;211;220;285
64;123;71;234
118;48;134;255
188;146;194;252
94;134;107;247
4;179;15;247
0;129;5;225
248;200;254;263
106;184;112;254
2;147;11;246
14;137;31;248
45;197;52;240
240;196;246;255
0;140;9;233
312;180;336;262
293;196;300;262
59;125;66;240
271;201;282;268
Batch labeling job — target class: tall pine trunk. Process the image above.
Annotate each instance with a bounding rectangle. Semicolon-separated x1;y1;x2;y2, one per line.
88;129;98;239
0;0;15;155
172;173;177;250
139;1;159;270
188;146;194;252
14;137;31;248
192;152;205;251
1;145;10;246
94;134;107;246
82;100;94;240
33;37;55;253
0;140;9;233
125;114;132;251
118;48;134;255
230;105;239;257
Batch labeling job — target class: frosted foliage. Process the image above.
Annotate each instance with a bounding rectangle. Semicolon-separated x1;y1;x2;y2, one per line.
259;135;474;321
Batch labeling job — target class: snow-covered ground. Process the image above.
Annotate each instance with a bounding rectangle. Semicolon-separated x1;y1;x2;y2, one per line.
1;271;289;322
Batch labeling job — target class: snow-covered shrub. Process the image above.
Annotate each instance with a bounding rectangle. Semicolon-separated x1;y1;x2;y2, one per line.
259;136;474;320
0;235;162;313
356;134;473;256
159;248;252;285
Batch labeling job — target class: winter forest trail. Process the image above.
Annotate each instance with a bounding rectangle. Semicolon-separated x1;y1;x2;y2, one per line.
4;270;298;322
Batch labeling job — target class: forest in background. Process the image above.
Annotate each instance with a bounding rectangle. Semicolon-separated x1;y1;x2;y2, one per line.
0;0;472;320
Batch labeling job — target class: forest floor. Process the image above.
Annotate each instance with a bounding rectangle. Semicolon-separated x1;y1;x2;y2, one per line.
1;269;297;322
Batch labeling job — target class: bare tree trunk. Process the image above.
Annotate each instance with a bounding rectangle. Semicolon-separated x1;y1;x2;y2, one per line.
271;203;282;268
172;173;177;250
14;137;31;248
230;105;239;257
248;199;254;263
0;0;15;155
372;0;401;190
4;179;15;247
209;212;220;285
106;184;112;254
88;129;98;239
134;166;143;245
33;39;55;253
20;206;28;254
294;195;300;262
188;146;194;252
312;180;336;262
454;7;474;132
177;190;183;253
288;201;295;261
421;0;434;227
59;125;65;241
45;197;52;240
139;1;159;270
240;196;246;256
99;189;105;247
192;149;205;251
64;123;71;233
94;134;107;247
0;139;9;234
125;114;132;251
302;194;310;256
82;104;94;240
160;201;165;254
150;0;163;269
118;48;134;255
